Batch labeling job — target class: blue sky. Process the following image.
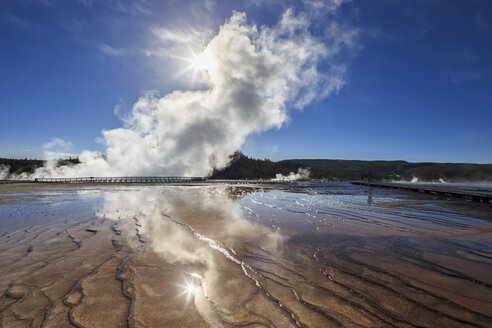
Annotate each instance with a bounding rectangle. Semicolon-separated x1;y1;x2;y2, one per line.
1;0;491;163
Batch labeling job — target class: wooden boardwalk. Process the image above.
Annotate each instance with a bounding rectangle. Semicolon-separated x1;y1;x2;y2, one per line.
1;177;204;184
37;177;205;183
0;177;287;185
351;180;492;203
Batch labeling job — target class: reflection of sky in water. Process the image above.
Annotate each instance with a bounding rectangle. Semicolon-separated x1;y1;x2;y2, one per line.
0;188;104;231
2;182;490;239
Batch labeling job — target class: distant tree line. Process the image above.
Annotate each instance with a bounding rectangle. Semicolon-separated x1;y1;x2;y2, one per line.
1;153;492;181
210;152;293;179
210;152;492;181
273;158;492;182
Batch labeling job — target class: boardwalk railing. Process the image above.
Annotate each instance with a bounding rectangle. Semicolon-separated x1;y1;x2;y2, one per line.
1;177;292;185
33;177;205;183
0;179;33;184
351;180;491;204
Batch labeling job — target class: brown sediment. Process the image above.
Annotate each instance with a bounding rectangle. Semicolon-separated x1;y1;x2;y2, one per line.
0;183;491;327
421;226;492;238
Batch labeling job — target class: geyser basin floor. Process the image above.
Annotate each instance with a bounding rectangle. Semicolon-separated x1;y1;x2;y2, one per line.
0;183;491;328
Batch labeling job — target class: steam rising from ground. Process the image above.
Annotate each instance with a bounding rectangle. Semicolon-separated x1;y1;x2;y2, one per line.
30;7;352;178
272;167;310;181
0;165;9;179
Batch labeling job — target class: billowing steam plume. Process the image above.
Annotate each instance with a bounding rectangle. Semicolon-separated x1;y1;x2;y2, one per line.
30;8;352;178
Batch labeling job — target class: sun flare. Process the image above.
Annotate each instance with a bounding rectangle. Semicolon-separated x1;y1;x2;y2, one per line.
177;275;202;303
185;282;197;296
188;48;217;74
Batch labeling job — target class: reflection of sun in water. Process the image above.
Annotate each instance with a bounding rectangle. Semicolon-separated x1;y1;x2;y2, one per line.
178;273;206;303
185;282;197;297
179;280;198;303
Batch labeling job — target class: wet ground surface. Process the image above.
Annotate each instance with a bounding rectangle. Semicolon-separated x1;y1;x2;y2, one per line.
0;182;491;327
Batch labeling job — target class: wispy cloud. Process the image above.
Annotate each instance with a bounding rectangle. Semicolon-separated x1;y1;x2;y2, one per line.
108;0;152;15
453;49;479;63
149;26;214;49
144;25;215;66
475;14;492;30
247;0;348;13
77;0;95;7
42;138;76;160
325;21;360;53
4;13;31;30
265;144;279;154
302;0;349;14
246;0;277;7
42;138;73;150
98;43;126;57
443;68;489;84
151;27;206;44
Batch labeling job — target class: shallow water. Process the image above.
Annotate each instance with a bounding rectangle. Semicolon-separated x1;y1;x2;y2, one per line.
0;182;491;327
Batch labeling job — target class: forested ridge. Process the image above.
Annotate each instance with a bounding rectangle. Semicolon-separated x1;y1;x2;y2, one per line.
2;153;492;181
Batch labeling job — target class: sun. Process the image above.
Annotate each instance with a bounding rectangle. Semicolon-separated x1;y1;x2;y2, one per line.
187;47;217;75
174;46;218;85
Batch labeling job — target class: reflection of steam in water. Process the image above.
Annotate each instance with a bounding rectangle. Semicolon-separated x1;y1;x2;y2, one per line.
99;186;286;327
367;187;373;206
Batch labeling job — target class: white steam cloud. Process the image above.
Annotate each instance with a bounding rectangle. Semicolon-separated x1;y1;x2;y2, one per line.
272;167;310;181
31;8;354;178
0;165;9;179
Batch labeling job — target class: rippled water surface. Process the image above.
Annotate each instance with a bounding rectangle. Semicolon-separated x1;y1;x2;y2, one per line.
0;182;491;327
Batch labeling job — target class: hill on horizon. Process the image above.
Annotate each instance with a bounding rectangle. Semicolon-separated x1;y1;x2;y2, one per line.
1;154;492;182
212;153;492;181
